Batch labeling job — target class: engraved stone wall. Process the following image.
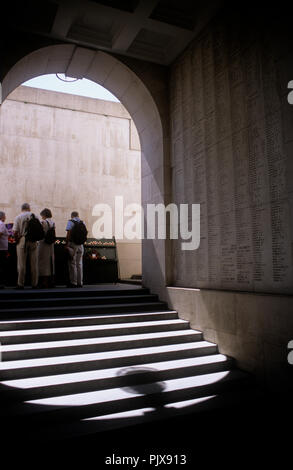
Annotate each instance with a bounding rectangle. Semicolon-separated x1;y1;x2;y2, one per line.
170;11;293;294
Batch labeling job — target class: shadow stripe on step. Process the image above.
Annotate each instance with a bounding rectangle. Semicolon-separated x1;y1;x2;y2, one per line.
0;302;168;319
0;294;159;309
0;341;218;379
0;354;234;400
0;311;178;331
0;320;190;344
1;330;203;360
2;370;251;423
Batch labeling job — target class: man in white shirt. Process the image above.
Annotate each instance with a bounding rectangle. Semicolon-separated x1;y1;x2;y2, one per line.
0;211;8;288
13;203;38;289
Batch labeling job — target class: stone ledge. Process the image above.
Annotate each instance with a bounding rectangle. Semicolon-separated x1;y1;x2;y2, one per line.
7;86;131;120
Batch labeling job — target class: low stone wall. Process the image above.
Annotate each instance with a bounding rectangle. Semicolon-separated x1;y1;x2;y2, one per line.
167;287;293;393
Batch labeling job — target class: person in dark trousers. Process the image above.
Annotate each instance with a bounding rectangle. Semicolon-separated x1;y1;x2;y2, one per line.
0;211;9;288
38;208;55;288
65;211;84;288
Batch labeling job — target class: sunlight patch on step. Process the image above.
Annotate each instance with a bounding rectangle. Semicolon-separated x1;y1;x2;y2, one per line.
1;329;200;352
0;319;188;337
0;341;217;370
0;355;229;389
24;371;230;407
0;311;177;328
82;395;216;421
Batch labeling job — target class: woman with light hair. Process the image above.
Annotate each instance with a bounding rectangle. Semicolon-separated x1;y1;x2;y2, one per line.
0;211;9;288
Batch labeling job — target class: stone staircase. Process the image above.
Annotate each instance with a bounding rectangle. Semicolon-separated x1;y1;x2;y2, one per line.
0;285;255;442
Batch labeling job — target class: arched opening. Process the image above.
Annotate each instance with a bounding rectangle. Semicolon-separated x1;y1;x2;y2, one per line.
0;44;167;296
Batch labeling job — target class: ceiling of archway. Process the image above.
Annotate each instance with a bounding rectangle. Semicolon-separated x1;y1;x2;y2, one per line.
4;0;222;65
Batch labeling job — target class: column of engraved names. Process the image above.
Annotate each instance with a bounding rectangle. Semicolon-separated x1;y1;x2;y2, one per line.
191;43;208;283
248;118;272;289
206;145;220;287
266;110;292;288
233;129;254;287
170;63;185;285
229;50;254;288
181;51;194;285
201;32;220;286
217;139;237;286
215;56;238;287
245;45;272;290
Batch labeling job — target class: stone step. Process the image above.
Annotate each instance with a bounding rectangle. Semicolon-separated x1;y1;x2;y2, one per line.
0;301;168;320
0;319;190;344
0;294;159;309
0;285;257;442
2;369;251;424
0;341;218;380
0;286;149;301
0;329;203;361
38;388;259;439
0;354;234;400
119;279;142;285
0;310;178;331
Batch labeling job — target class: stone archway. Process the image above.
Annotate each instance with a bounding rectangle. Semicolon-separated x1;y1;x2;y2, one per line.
1;44;168;297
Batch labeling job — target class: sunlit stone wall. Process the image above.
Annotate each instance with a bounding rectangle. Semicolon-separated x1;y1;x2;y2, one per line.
0;85;141;278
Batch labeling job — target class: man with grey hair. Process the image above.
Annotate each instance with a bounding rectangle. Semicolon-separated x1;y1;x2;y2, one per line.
13;203;38;289
0;211;8;288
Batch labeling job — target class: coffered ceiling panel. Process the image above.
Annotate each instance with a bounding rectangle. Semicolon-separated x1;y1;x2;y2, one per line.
4;0;223;65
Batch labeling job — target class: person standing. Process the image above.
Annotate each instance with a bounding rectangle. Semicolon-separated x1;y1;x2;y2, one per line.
0;211;9;289
13;203;39;289
38;208;55;288
65;211;87;288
